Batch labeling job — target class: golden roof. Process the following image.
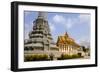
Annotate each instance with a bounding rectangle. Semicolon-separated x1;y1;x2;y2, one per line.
56;32;80;47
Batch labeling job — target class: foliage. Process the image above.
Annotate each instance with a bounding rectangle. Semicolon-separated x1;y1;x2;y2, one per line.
24;54;49;61
57;54;82;60
81;46;90;52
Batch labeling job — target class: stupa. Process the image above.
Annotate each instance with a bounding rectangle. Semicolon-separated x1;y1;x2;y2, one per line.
24;11;59;59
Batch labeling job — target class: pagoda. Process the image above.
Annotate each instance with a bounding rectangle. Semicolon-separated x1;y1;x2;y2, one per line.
56;32;82;55
24;12;59;60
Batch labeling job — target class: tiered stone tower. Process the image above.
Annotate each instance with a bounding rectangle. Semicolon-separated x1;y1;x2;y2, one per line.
24;12;58;56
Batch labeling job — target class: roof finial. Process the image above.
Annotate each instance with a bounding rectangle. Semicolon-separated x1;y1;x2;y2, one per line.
38;11;47;20
65;30;69;37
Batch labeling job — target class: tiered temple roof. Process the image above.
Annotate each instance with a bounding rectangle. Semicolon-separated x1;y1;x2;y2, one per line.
56;32;80;47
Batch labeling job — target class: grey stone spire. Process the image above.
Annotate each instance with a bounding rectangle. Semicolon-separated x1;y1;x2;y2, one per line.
24;11;61;62
38;11;47;20
24;11;58;54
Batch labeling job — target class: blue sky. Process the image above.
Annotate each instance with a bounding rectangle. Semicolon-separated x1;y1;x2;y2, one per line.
24;11;90;46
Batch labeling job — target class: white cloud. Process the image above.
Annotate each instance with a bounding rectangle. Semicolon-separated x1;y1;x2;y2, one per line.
76;36;90;45
79;14;90;22
52;14;90;30
49;23;56;32
78;14;90;25
52;14;74;29
65;18;73;29
77;38;90;48
53;14;66;23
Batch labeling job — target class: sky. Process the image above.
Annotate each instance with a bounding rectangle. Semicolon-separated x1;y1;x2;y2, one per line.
24;11;90;46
